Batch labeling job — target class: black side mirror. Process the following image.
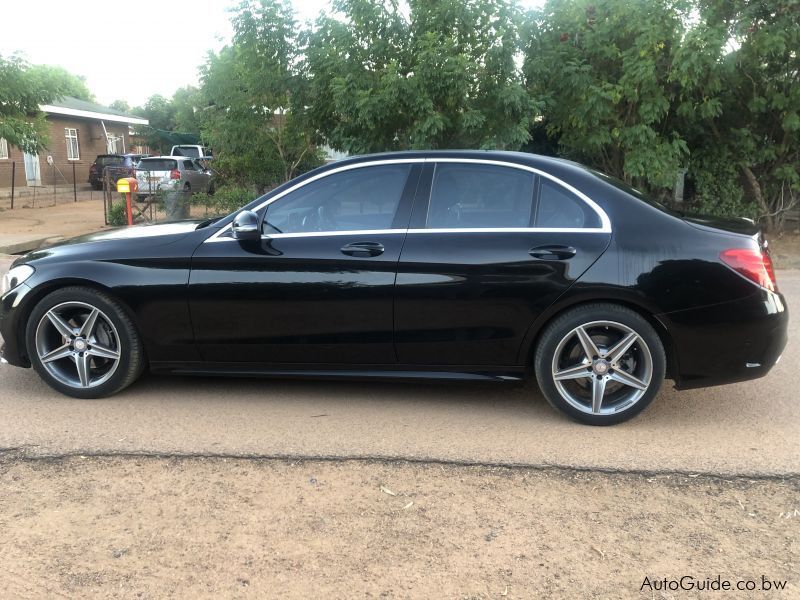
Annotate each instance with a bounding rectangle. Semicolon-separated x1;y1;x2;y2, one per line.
231;210;260;241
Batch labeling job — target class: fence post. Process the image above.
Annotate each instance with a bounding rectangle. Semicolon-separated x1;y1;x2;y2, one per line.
52;162;56;206
10;161;15;209
72;162;77;202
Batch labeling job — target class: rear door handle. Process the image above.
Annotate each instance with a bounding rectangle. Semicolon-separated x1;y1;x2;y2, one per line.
529;245;577;260
340;241;385;257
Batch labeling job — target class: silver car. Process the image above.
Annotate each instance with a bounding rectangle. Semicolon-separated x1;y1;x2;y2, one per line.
135;156;214;198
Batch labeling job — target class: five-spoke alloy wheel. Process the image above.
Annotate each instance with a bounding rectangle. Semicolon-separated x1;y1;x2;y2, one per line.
535;304;666;425
26;287;144;398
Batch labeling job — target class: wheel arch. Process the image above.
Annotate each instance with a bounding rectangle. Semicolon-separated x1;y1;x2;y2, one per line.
521;295;679;381
13;278;143;366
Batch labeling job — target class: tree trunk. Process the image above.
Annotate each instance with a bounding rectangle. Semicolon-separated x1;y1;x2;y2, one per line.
742;166;773;231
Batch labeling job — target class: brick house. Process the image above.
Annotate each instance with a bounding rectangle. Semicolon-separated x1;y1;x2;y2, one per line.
0;97;148;188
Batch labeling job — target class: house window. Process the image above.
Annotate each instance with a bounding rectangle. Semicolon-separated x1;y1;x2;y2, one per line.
0;138;8;159
107;134;124;154
65;128;80;160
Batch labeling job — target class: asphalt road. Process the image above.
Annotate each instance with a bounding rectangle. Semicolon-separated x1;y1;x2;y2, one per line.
1;256;797;477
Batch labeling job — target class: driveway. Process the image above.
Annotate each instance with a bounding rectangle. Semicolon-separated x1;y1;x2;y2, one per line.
1;259;797;477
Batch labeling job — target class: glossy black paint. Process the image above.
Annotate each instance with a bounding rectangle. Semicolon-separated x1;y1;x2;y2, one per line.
0;150;789;392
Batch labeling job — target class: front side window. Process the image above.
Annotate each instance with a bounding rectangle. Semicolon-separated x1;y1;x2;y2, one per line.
535;179;601;229
426;163;534;229
263;164;411;234
65;128;79;160
0;137;8;159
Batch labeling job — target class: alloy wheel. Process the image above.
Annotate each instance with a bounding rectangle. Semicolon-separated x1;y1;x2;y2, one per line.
34;301;122;389
551;320;653;416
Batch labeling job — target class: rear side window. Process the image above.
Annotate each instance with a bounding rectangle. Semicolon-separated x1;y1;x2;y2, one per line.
183;160;195;170
535;179;601;229
137;159;177;171
97;156;124;166
426;163;534;229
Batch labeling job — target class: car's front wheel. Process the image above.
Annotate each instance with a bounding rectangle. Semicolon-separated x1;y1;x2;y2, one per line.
25;287;145;398
534;304;666;425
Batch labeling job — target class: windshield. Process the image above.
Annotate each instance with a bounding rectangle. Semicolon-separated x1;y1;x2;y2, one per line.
137;159;177;172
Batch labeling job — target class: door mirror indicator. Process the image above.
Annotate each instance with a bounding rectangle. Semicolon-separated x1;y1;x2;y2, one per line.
232;210;260;241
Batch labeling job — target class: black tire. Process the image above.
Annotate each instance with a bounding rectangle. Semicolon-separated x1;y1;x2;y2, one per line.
91;181;103;191
183;182;191;192
534;303;666;425
25;287;145;399
207;181;215;195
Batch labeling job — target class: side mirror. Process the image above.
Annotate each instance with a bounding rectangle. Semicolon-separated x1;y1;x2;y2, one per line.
231;210;260;241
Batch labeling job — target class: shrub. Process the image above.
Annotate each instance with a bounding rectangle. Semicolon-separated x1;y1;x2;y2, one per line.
108;202;127;227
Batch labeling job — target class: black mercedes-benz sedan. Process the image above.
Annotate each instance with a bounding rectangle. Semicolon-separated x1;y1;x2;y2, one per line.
0;151;788;424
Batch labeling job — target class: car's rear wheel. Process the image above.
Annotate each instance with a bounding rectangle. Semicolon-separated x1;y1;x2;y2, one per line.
25;287;145;399
534;304;665;425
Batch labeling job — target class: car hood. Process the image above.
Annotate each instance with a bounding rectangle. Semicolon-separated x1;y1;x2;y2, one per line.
15;220;207;266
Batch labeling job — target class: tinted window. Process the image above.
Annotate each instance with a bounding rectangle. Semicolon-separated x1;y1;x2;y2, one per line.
96;156;124;166
264;164;411;234
426;163;534;229
137;159;177;172
536;179;601;228
173;146;201;158
183;160;195;170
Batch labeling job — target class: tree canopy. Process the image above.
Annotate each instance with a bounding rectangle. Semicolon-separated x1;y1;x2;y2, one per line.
43;0;794;227
0;55;66;153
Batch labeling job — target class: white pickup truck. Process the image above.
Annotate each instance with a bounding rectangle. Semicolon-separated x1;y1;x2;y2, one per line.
170;145;212;159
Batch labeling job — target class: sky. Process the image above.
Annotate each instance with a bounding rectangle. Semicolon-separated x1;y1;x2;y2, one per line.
1;0;544;109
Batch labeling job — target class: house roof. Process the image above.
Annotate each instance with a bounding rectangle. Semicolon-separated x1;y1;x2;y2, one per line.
39;96;149;126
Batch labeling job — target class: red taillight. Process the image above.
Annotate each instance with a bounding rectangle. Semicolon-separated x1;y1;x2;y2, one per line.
170;169;181;180
720;248;777;292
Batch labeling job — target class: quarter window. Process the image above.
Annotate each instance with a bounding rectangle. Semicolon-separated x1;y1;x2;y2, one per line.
426;163;534;229
65;128;80;160
0;137;8;159
535;179;601;229
263;164;411;234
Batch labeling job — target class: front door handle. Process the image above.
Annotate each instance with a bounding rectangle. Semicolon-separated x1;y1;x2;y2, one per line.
340;241;385;257
529;245;577;260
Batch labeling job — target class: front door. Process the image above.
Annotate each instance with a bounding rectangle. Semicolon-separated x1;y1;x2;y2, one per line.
394;161;612;366
189;162;421;365
23;152;41;186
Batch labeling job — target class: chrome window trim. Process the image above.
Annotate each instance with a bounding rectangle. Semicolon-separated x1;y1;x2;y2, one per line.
205;157;611;243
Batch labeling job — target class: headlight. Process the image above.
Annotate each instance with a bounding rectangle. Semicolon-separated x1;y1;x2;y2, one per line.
1;265;35;296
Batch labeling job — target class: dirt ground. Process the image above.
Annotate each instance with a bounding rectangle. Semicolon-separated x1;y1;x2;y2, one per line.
0;456;796;599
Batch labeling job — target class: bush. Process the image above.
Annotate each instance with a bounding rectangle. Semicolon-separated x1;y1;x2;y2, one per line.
108;202;127;226
192;185;257;216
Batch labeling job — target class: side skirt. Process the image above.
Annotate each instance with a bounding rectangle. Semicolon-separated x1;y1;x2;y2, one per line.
148;362;527;383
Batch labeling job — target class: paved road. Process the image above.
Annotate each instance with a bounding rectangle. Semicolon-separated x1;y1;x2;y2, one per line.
1;255;797;476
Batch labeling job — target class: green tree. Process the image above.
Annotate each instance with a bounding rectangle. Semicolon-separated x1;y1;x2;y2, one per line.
303;0;535;153
171;86;203;133
109;99;131;113
200;0;323;191
0;54;62;153
27;64;94;102
681;0;799;229
522;0;691;193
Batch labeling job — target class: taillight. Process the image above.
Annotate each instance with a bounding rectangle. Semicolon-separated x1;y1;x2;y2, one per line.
170;169;181;180
720;248;777;292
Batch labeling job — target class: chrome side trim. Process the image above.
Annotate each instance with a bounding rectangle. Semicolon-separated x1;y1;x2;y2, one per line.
263;229;407;240
407;227;606;234
205;156;612;243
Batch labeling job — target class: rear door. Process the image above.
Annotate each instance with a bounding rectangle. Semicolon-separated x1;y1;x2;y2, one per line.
394;159;612;366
